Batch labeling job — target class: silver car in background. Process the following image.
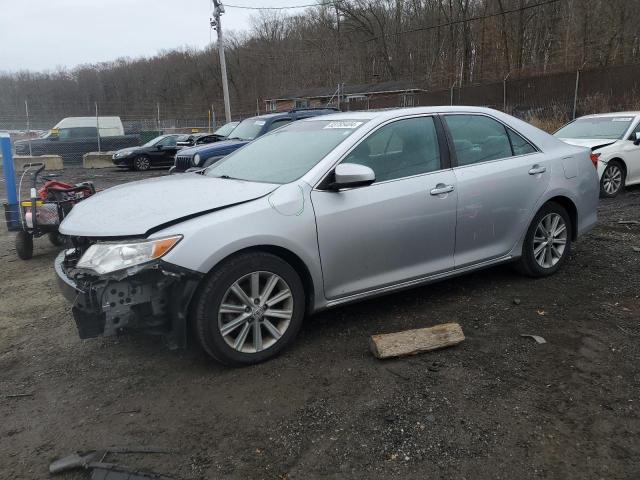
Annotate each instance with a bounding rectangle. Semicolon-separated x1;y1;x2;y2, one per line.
56;107;599;365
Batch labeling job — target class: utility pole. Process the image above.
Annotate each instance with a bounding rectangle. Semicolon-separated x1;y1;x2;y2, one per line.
212;0;231;123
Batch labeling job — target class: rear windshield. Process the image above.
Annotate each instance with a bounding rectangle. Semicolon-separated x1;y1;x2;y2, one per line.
555;117;634;140
205;119;366;184
226;118;266;141
214;122;238;137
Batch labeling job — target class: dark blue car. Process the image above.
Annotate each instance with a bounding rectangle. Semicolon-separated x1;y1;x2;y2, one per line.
172;108;338;172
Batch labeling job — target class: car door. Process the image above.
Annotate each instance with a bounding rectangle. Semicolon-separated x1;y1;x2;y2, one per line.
311;115;457;300
621;118;640;184
442;114;550;268
158;135;179;165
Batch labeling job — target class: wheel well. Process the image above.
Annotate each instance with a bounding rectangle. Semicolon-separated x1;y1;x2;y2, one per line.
608;157;627;176
208;245;315;314
546;196;578;241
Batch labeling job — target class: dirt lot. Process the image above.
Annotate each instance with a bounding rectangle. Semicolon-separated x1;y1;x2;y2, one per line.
0;167;638;480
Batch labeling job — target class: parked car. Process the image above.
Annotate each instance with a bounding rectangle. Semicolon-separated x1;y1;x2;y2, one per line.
554;112;640;197
173;108;338;172
14;116;140;164
55;107;598;366
112;134;182;170
176;122;240;148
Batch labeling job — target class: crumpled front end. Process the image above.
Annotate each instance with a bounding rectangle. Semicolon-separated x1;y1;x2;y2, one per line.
55;239;202;348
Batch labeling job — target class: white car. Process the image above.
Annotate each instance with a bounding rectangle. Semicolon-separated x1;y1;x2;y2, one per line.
555;112;640;197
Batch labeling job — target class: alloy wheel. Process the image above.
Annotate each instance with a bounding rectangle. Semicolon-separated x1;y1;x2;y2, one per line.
135;156;150;171
532;213;567;269
217;271;293;353
602;164;622;195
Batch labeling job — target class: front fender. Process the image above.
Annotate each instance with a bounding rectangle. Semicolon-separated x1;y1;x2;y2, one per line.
153;188;325;310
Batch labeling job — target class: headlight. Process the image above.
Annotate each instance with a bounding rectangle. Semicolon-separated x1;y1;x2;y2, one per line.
77;235;182;275
193;153;201;166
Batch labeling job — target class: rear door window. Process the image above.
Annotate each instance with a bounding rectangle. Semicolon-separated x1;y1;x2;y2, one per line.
444;115;513;166
507;128;537;156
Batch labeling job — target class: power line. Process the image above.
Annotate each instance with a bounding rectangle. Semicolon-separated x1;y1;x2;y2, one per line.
224;1;335;10
363;0;563;42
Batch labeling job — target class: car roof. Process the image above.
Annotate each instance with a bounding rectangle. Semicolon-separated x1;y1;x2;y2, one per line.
578;112;640;119
300;106;513;123
246;109;339;122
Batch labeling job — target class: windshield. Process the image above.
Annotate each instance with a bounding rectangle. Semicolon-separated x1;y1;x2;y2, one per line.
555;117;634;140
215;122;239;138
142;135;167;147
205;119;365;184
226;118;267;141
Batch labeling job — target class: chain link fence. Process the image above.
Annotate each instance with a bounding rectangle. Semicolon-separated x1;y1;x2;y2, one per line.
0;101;257;166
344;63;640;133
2;63;640;168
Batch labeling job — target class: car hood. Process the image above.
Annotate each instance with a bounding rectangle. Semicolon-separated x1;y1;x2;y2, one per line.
60;173;278;237
179;138;249;157
557;138;618;150
113;146;140;155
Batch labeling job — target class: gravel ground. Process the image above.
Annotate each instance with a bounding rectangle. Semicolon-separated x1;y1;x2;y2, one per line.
0;167;638;480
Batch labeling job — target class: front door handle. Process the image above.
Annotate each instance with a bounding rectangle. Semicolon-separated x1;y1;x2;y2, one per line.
528;165;546;175
430;184;455;196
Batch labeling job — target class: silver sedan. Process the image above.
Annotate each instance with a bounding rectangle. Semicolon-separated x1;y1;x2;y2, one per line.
56;107;599;365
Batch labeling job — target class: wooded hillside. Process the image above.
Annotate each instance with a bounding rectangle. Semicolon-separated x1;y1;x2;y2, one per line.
1;0;638;121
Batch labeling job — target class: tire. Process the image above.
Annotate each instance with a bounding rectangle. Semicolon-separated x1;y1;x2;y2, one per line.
517;202;572;278
48;232;66;247
193;252;305;366
15;231;34;260
133;155;151;171
600;160;625;198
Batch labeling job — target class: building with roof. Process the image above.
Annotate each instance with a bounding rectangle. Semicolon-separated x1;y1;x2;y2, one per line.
264;80;426;113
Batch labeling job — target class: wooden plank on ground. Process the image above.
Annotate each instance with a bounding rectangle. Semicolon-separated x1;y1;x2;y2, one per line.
369;322;465;359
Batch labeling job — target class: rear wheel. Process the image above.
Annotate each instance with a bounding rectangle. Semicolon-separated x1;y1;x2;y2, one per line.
133;155;151;171
193;252;305;366
517;202;571;278
15;231;34;260
600;161;625;198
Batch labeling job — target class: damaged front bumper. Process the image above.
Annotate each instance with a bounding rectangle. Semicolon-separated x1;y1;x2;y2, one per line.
54;250;201;348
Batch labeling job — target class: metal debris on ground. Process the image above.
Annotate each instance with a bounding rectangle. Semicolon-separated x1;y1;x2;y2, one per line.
520;334;547;344
618;220;639;225
49;447;176;478
5;393;33;398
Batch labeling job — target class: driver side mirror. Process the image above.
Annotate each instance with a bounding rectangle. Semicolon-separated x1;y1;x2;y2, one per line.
329;163;375;190
633;132;640;145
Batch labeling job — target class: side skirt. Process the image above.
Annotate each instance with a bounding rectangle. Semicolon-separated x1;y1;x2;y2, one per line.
322;254;514;310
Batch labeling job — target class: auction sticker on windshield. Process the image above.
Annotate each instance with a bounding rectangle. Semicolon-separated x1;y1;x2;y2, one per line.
323;121;363;129
612;117;633;122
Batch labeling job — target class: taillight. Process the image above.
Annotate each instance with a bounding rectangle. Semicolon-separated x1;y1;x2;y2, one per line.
590;152;600;168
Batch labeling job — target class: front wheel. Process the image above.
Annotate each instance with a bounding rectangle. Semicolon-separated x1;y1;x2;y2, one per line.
133;155;151;171
15;231;34;260
517;202;572;278
600;161;625;198
193;252;306;366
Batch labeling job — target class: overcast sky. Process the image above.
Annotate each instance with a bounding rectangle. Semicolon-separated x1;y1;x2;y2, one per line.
0;0;311;73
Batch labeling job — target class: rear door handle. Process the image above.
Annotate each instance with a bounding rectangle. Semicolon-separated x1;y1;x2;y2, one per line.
430;184;455;196
528;165;546;175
